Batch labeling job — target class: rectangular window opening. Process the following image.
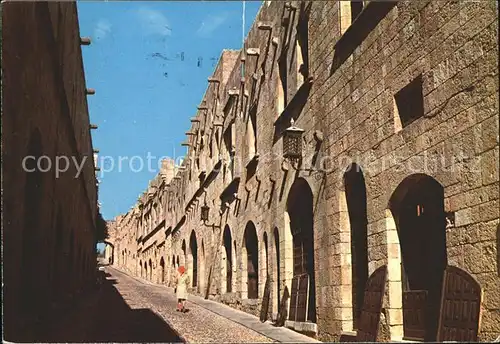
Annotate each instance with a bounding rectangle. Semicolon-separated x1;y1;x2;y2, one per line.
394;74;424;129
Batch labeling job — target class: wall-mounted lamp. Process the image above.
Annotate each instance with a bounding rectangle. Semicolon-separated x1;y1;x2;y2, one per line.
283;118;304;162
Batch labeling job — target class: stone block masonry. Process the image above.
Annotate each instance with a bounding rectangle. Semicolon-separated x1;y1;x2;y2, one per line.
109;1;499;342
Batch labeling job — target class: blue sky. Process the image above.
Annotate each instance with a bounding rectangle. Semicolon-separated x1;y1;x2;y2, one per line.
78;1;261;222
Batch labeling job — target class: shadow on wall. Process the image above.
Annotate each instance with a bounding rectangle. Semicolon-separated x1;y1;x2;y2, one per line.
39;275;184;343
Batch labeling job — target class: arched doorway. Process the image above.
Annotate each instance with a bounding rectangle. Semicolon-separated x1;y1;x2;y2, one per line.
200;240;206;291
287;178;317;323
144;262;148;280
343;164;368;328
140;260;143;277
223;225;233;293
389;174;447;341
148;259;152;281
244;222;259;299
189;231;198;288
160;257;165;283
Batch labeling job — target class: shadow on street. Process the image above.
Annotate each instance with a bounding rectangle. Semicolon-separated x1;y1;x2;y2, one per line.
40;273;184;343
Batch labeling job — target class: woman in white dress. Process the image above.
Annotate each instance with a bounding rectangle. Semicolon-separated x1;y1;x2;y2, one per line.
175;266;190;312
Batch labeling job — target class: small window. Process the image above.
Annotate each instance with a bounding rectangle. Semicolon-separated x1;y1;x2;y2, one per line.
394;74;424;129
351;0;364;23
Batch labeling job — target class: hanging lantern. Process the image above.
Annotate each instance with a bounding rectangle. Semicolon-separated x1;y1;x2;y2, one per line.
283;119;304;160
201;204;210;222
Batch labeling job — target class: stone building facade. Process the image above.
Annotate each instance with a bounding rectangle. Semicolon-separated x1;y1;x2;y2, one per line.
109;0;499;341
3;2;99;341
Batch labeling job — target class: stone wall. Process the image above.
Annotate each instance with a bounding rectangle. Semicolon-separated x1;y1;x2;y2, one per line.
3;2;99;341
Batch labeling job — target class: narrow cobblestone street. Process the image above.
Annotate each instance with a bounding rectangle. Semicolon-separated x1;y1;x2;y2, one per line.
43;266;292;343
107;267;276;343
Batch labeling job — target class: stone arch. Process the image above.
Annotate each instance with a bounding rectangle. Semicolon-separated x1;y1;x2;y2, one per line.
102;240;114;264
243;221;259;299
388;173;447;341
223;225;233;293
189;230;198;288
286;177;317;323
341;163;369;329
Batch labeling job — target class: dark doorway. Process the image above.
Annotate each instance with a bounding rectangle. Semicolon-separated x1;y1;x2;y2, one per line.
244;222;259;299
287;178;317;323
148;259;152;281
140;260;143;278
273;227;281;309
263;232;269;274
389;174;447;341
344;164;369;329
190;231;198;287
181;240;187;267
223;226;233;292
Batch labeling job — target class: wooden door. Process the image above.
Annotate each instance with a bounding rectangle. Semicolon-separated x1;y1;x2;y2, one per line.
288;275;300;322
437;266;482;342
296;274;309;322
402;290;428;340
260;275;271;322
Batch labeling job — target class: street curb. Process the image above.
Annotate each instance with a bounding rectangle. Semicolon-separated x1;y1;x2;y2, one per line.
106;266;188;344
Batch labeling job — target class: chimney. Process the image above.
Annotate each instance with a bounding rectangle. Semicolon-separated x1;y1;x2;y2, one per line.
160;158;175;184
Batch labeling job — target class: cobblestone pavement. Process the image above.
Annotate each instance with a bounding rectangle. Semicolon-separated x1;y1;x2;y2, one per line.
108;267;275;343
